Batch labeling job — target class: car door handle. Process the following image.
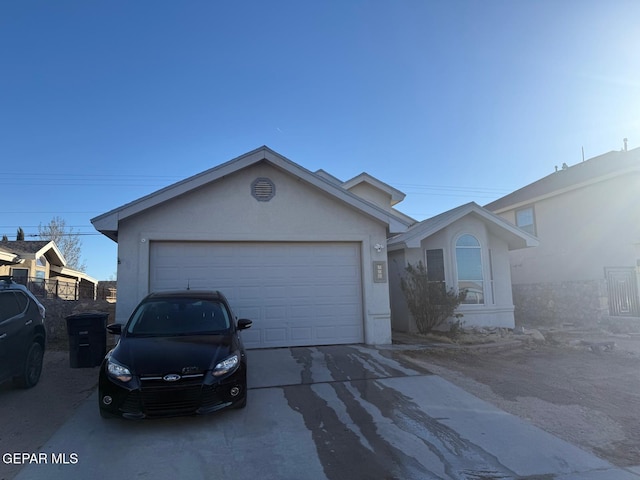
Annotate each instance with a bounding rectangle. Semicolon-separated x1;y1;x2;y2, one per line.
0;333;6;340
24;320;33;326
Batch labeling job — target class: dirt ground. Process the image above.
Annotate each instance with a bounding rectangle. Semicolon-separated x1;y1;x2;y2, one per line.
0;350;98;480
401;329;640;468
1;330;639;479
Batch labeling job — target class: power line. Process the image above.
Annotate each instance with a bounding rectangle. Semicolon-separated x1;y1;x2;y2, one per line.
3;172;513;195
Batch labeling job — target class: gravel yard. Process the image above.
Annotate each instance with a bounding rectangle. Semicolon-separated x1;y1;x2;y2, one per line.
400;328;640;468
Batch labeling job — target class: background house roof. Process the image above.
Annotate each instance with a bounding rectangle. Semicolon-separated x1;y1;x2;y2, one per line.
341;173;406;206
0;240;66;266
50;265;98;285
388;201;539;250
485;147;640;212
92;146;414;241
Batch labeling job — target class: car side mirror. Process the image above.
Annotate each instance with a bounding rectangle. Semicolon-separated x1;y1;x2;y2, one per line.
237;319;252;330
107;323;122;335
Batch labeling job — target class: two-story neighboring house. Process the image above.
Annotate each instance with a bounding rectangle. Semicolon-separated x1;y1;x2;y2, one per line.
485;147;640;327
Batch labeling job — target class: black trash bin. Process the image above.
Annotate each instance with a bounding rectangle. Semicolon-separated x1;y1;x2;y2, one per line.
66;312;108;368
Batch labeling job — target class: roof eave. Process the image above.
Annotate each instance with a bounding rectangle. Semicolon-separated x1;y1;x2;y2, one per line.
91;147;413;240
386;202;539;250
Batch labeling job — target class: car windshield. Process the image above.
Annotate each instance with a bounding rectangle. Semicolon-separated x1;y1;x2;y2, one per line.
126;298;231;336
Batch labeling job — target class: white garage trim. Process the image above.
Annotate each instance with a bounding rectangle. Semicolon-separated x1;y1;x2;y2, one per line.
149;241;364;348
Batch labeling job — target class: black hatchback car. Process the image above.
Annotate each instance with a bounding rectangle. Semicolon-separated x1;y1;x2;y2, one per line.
98;290;252;419
0;275;46;389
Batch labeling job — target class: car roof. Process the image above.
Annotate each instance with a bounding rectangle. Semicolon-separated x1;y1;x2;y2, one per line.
144;290;227;301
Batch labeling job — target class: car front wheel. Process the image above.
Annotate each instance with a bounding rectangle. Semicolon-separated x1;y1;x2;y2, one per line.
14;342;44;389
233;391;247;409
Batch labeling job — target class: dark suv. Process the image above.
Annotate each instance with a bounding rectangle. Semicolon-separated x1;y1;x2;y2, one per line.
0;276;46;388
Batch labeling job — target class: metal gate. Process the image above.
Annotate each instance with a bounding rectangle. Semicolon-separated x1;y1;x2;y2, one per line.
605;267;640;317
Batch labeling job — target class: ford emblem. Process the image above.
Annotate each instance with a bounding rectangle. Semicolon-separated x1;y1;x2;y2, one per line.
163;374;181;382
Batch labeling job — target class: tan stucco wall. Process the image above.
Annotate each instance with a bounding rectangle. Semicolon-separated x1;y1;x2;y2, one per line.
115;161;393;345
1;260;38;279
500;173;640;284
346;183;392;210
389;215;516;332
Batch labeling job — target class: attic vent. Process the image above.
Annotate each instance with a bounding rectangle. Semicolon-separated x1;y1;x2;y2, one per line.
251;177;276;201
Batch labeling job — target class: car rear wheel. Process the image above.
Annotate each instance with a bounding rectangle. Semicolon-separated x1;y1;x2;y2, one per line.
13;342;44;389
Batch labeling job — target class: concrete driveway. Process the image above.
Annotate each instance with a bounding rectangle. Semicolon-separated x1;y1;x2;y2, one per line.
13;345;640;480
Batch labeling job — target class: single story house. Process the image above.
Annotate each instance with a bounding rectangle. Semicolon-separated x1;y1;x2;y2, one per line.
387;202;539;332
91;146;414;348
485;146;640;326
0;240;98;300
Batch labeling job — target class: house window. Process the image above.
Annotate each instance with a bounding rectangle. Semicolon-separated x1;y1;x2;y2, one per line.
11;268;28;286
33;270;46;296
426;249;446;295
516;206;536;235
36;256;47;267
425;249;445;282
456;234;484;304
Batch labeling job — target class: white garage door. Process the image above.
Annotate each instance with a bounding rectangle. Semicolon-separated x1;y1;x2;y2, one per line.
149;242;364;348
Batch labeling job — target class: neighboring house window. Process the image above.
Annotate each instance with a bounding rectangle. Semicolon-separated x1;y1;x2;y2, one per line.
516;206;536;235
36;255;47;267
33;270;46;296
11;268;28;285
456;234;484;304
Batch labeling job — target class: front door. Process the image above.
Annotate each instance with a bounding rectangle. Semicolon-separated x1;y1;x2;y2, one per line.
605;267;640;317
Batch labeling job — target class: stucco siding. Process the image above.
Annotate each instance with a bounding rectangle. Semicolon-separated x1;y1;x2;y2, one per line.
114;161;392;344
390;215;517;332
504;173;640;284
347;183;392;210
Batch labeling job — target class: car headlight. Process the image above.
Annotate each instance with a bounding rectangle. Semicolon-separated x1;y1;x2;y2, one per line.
107;358;132;382
213;353;239;377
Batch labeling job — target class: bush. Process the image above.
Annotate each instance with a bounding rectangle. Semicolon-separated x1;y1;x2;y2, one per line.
400;261;467;334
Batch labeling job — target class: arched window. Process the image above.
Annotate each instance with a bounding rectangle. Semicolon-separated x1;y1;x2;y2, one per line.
456;234;484;304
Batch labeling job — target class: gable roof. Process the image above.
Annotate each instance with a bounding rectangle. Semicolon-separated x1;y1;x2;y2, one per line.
314;169;343;185
0;240;66;266
485;147;640;212
91;146;414;241
388;202;539;251
341;173;406;206
50;265;98;285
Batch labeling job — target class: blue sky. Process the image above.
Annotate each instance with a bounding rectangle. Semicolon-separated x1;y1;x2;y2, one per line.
1;1;638;281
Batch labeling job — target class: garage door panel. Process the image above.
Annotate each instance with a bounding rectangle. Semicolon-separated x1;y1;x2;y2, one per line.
291;327;312;341
263;285;289;298
264;328;287;342
149;242;363;348
238;286;262;299
317;325;361;341
240;328;261;345
237;305;261;320
265;306;287;319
